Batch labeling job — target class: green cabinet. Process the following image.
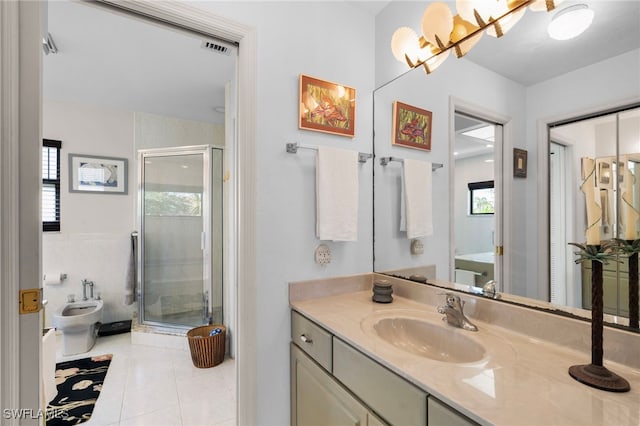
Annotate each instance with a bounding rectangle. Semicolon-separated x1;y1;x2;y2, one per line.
581;261;631;317
291;344;386;426
291;309;481;426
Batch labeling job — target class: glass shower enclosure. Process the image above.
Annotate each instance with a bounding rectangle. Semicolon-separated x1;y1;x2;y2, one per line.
137;145;223;330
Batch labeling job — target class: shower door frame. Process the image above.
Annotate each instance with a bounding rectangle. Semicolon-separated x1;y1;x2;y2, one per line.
137;144;220;331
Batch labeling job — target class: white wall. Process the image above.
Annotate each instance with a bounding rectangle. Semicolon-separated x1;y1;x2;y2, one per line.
189;3;375;425
454;154;495;255
42;99;136;327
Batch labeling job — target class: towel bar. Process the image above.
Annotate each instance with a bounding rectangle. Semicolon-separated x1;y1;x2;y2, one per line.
286;142;373;163
379;156;443;170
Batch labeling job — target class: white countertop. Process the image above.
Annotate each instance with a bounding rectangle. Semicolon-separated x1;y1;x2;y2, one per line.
291;290;640;426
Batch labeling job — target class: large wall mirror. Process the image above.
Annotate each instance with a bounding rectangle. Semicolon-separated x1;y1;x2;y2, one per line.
373;1;640;331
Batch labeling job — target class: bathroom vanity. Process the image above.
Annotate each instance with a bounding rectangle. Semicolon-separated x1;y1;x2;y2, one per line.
289;274;640;426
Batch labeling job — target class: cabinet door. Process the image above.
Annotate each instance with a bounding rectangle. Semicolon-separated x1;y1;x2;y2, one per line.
291;343;370;426
428;397;478;426
333;338;427;426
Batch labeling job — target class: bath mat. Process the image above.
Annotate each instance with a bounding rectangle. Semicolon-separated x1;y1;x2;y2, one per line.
46;354;112;425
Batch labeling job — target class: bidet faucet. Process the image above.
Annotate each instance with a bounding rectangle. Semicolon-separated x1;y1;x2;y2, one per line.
81;279;94;301
437;293;478;332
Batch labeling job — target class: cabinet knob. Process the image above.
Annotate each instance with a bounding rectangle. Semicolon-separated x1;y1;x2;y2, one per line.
300;334;313;344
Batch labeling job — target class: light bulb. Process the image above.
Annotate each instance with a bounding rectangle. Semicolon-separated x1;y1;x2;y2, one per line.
450;14;482;57
486;1;526;37
457;0;499;26
421;2;454;49
391;27;420;63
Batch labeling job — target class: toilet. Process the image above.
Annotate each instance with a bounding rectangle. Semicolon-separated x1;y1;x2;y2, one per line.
52;300;104;355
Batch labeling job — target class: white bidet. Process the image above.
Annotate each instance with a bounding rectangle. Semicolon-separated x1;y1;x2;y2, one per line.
52;300;104;355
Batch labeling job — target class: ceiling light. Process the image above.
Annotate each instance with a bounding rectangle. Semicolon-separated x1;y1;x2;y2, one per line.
548;4;594;41
462;124;495;141
391;0;555;76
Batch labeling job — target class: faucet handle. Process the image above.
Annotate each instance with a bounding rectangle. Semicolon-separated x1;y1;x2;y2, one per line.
483;280;498;298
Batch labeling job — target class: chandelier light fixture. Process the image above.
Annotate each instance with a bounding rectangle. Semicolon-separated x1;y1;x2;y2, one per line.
391;0;570;75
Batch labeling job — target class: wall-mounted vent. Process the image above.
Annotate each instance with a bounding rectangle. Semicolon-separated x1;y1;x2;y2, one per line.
201;41;231;56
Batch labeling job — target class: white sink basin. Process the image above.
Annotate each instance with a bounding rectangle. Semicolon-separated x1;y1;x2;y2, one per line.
360;309;494;364
372;317;486;363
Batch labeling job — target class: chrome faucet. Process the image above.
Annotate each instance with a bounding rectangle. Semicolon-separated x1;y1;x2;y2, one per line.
437;293;478;332
81;279;94;301
482;280;499;299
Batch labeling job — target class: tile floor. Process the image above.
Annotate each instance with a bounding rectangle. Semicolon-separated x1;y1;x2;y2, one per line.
54;332;236;426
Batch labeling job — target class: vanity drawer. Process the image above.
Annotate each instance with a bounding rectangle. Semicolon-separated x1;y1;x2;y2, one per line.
291;310;332;371
333;337;427;426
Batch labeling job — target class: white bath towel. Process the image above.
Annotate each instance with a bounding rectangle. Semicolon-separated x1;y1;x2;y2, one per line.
401;159;433;239
316;146;359;241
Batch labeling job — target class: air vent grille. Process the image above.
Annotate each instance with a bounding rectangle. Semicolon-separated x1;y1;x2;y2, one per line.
201;41;231;56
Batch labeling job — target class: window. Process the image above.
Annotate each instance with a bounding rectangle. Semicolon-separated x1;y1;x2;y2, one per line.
468;180;494;215
42;139;61;231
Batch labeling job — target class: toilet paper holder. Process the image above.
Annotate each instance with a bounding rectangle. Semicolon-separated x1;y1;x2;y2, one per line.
43;272;68;285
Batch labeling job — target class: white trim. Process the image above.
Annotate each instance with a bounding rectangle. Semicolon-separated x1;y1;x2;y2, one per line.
449;97;513;294
0;1;21;423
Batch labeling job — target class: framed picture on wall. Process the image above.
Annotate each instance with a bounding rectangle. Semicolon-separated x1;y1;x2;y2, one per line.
299;74;356;137
513;148;528;178
392;101;432;151
69;154;128;194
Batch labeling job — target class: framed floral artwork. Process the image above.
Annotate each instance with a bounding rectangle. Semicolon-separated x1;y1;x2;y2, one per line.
299;74;356;137
392;101;432;151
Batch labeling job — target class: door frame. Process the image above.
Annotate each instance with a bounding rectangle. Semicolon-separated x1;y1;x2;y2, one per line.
0;1;258;424
449;97;512;293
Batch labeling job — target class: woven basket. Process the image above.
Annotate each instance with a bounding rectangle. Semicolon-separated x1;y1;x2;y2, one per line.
187;324;226;368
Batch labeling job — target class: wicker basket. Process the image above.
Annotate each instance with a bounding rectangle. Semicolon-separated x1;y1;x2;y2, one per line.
187;324;226;368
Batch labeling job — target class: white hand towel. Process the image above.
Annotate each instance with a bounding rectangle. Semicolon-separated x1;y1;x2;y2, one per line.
402;159;433;239
316;146;359;241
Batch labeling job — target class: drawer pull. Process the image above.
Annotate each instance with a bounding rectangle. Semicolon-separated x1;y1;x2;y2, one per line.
300;334;313;344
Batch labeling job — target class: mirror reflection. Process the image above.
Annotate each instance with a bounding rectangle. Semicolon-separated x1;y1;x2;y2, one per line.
372;0;640;330
549;107;640;317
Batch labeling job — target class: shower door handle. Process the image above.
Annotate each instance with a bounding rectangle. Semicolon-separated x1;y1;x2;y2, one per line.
203;290;210;324
201;232;206;251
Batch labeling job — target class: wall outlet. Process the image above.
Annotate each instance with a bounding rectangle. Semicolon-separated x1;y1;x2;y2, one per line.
314;244;332;265
410;239;424;255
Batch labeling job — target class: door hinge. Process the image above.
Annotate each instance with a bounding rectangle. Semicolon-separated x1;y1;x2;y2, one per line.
19;288;42;314
496;246;504;256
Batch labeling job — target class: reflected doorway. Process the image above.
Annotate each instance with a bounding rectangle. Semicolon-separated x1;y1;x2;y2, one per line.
548;105;640;316
453;112;503;289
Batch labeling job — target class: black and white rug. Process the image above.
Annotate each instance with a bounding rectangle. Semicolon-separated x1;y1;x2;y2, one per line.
46;354;112;425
